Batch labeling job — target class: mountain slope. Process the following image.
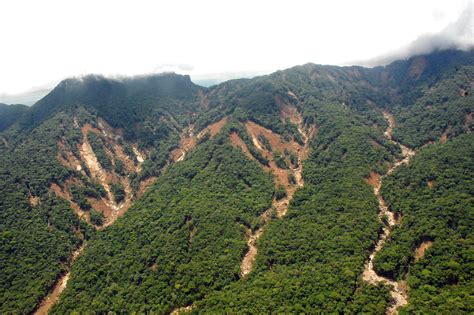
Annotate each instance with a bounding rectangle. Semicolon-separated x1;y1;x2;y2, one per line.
0;49;473;314
0;74;207;313
53;128;274;313
376;134;473;313
0;103;28;131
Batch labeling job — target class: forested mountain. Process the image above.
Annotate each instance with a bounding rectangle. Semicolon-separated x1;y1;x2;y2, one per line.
1;49;472;314
0;103;28;131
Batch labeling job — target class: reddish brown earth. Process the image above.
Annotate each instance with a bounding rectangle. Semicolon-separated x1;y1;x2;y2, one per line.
137;176;158;198
277;96;300;125
366;171;381;188
41;120;146;312
56;140;83;172
50;182;89;222
204;117;228;137
172;117;228;162
172;100;313;313
439;126;451;144
114;143;138;173
233;103;315;278
171;126;197;162
414;241;433;262
246;121;298;154
229;132;253;160
78;124;133;227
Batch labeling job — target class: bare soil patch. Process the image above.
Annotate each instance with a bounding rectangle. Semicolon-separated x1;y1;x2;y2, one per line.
414;241;433;262
33;244;85;315
366;171;381;189
439;126;451;144
245;121;299;155
277;96;301;125
172;117;228;163
137;176;157;198
201;117;228;138
50;182;88;222
464;112;472;133
57;140;82;172
237;106;315;277
29;193;40;207
229;132;253;160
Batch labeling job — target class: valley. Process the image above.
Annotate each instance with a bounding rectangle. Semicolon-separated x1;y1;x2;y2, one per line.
33;244;85;315
237;105;315;277
362;112;415;314
0;49;472;314
33;114;231;314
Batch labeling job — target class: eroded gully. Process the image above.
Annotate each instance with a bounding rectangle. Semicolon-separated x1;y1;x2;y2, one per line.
362;112;415;314
240;121;312;277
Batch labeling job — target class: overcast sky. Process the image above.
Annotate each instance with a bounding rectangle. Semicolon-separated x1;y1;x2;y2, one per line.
0;0;473;102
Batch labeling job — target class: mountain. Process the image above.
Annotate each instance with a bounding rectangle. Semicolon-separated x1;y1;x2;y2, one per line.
1;49;472;314
0;103;28;131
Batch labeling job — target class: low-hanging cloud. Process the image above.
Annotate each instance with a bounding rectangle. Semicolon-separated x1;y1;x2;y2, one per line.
354;4;474;67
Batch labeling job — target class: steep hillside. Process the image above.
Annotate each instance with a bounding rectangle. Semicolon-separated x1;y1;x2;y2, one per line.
52;125;274;313
0;103;28;131
375;134;473;313
0;49;473;314
0;74;208;313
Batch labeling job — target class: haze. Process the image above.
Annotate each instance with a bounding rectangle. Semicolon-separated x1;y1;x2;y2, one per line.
0;0;472;103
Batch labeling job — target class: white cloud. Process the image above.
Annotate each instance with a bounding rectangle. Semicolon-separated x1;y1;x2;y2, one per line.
0;0;472;103
352;3;474;66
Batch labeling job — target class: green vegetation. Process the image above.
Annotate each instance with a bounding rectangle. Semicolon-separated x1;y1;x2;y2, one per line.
70;181;107;211
229;123;269;166
274;185;287;200
273;151;289;169
374;135;474;313
194;102;396;313
0;103;28;131
52;135;274;313
346;283;391;314
0;112;92;313
90;209;104;226
257;133;272;151
288;173;297;185
70;185;92;210
289;151;298;167
1;49;473;313
392;66;473;148
87;133;112;170
111;182;126;203
114;158;125;176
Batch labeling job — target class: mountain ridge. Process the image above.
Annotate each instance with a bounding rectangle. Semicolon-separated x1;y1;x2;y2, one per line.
1;48;472;314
